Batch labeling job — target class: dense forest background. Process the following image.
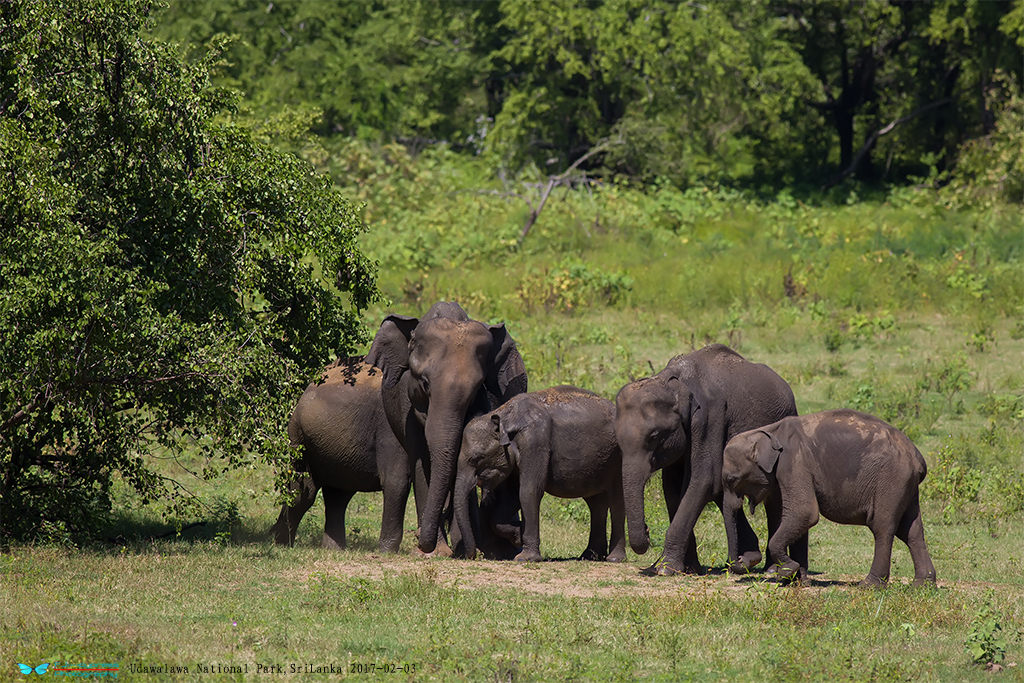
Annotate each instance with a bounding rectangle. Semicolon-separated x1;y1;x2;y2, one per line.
154;0;1023;193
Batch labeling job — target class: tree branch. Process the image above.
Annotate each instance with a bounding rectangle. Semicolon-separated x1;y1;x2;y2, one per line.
822;98;952;189
517;137;625;245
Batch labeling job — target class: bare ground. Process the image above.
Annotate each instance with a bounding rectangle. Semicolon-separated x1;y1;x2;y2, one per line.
287;554;968;600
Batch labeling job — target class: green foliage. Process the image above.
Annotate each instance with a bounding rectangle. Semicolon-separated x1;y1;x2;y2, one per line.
150;1;1023;195
516;258;633;313
923;443;984;522
152;0;501;146
0;0;379;541
945;71;1024;207
965;595;1017;667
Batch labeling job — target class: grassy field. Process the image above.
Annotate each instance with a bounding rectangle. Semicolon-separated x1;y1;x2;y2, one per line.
2;185;1023;681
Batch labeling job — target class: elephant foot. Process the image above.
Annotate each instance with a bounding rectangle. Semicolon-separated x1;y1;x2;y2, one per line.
859;573;888;589
514;549;542;563
605;550;626;563
578;548;606;562
639;556;703;577
270;520;294;546
766;562;805;584
321;535;345;551
912;572;937;587
729;550;763;575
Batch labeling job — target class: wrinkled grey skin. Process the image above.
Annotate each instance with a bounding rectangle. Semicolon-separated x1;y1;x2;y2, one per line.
270;358;409;552
455;386;626;563
723;409;937;587
614;344;799;576
270;356;520;558
366;301;528;555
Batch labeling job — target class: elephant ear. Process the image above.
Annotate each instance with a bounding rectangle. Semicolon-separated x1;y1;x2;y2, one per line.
484;324;528;408
669;376;705;443
495;413;521;469
754;430;783;473
366;314;419;385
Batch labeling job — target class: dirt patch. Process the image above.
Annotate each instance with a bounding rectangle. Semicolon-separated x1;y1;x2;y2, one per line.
285;555;918;599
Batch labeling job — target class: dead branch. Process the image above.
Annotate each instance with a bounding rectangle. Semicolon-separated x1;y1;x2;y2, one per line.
823;98;952;190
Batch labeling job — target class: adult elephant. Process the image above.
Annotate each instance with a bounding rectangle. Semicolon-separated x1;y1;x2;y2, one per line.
614;344;798;576
366;301;528;555
270;355;521;558
270;358;409;552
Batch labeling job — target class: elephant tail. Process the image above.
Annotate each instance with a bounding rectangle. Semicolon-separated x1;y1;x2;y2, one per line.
913;445;927;483
287;411;305;449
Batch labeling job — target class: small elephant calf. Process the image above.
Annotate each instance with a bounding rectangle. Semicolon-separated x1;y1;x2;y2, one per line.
455;385;626;563
723;409;937;587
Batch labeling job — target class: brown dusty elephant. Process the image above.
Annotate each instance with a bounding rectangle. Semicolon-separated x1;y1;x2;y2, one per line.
722;409;937;587
269;357;520;558
366;301;528;555
614;344;799;576
454;385;626;563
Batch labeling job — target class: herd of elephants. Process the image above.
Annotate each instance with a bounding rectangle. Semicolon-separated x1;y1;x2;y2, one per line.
270;301;937;587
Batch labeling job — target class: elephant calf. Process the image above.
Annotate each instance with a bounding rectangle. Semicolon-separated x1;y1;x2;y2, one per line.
455;385;626;563
723;409;937;587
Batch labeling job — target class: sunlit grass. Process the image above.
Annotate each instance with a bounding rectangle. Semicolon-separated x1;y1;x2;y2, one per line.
3;196;1022;681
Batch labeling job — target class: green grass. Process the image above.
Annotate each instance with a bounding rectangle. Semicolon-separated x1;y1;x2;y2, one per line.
3;188;1023;681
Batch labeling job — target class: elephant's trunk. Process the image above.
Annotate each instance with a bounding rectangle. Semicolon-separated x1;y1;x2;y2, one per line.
623;464;652;555
721;487;743;561
418;409;471;554
454;469;478;560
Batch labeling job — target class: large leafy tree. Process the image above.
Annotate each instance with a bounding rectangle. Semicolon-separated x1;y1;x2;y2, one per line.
152;0;502;147
448;0;827;186
774;0;1023;184
0;0;379;541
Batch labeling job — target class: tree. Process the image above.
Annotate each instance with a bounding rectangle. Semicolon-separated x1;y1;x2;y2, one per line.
773;0;1023;185
486;0;824;187
0;0;380;541
151;0;502;148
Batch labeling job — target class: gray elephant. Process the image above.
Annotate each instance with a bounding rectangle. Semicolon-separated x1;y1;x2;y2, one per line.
366;301;528;555
722;409;937;587
454;385;626;563
270;357;520;558
614;344;799;576
270;358;408;552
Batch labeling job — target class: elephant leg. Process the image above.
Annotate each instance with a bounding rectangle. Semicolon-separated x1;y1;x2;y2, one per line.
606;479;627;563
862;525;896;588
766;515;812;584
788;532;809;577
378;476;411;554
580;493;609;561
515;484;544;563
640;462;700;576
721;498;762;574
271;475;319;546
485;477;523;549
764;494;783;569
321;487;355;551
645;474;711;576
896;497;937;586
